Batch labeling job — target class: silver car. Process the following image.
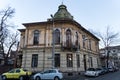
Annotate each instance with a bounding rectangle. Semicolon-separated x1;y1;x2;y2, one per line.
33;69;63;80
84;68;101;77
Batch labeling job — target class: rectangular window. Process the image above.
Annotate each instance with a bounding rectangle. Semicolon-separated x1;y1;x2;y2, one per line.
33;30;39;45
88;39;91;50
31;54;38;67
34;37;39;45
67;54;73;67
77;54;80;67
90;57;93;67
54;54;60;67
95;41;99;52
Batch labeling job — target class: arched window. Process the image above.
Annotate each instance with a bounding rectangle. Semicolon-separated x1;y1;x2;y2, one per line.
33;30;39;45
66;29;72;47
54;29;60;44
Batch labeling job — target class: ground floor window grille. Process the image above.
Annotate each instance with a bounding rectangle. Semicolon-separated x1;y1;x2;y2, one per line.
77;54;80;67
67;54;73;67
54;54;60;67
31;54;38;67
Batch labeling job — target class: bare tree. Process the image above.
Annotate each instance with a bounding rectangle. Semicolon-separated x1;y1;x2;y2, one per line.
0;7;19;65
95;26;119;48
4;31;19;65
90;26;119;68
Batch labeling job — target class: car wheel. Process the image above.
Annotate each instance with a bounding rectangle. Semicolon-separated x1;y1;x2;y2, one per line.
19;76;24;80
35;76;41;80
2;75;6;80
54;77;60;80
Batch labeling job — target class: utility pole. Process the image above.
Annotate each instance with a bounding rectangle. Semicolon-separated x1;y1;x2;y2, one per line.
51;14;55;69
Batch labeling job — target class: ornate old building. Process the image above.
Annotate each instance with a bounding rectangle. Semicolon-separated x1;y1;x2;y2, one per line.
18;4;100;73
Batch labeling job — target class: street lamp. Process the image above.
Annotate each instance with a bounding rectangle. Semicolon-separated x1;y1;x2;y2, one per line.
51;14;55;69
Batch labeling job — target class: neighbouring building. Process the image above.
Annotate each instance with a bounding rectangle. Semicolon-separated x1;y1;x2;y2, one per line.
18;4;100;73
100;45;120;68
7;50;17;65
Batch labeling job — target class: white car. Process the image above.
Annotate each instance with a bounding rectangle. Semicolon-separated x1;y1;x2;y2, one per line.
32;69;63;80
84;68;101;77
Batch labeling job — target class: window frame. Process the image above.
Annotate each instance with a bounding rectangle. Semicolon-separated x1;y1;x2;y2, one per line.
31;54;38;68
54;29;60;44
77;54;80;67
82;35;86;48
33;30;39;45
66;29;72;47
54;54;60;67
67;54;73;67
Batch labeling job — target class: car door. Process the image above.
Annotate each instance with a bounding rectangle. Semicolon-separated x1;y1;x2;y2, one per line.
7;69;15;79
48;70;56;79
41;70;50;79
14;69;21;79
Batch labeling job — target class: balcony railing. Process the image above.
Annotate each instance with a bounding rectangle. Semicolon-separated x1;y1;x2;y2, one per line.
61;44;78;51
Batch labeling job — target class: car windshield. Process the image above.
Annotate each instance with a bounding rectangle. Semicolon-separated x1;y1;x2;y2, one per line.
8;69;15;73
87;68;95;71
96;68;101;70
23;69;28;71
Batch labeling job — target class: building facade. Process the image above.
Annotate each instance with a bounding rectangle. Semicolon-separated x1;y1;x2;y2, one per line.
18;4;100;73
100;45;120;68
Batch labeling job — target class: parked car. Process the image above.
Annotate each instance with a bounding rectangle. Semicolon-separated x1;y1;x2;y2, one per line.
114;67;119;71
108;67;115;72
95;68;105;75
102;67;109;73
84;68;100;77
1;68;32;80
32;69;63;80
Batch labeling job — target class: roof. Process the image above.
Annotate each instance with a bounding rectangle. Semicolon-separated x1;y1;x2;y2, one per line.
18;29;26;32
53;4;73;20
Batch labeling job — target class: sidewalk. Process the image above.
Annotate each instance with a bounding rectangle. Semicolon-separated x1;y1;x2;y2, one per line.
0;75;2;80
63;71;86;80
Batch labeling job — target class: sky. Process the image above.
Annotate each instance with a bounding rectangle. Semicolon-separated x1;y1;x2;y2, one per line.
0;0;120;46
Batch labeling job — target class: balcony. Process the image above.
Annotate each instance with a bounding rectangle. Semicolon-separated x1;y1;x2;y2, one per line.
61;44;78;51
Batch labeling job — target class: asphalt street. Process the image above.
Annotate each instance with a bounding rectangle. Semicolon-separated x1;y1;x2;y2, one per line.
76;70;120;80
